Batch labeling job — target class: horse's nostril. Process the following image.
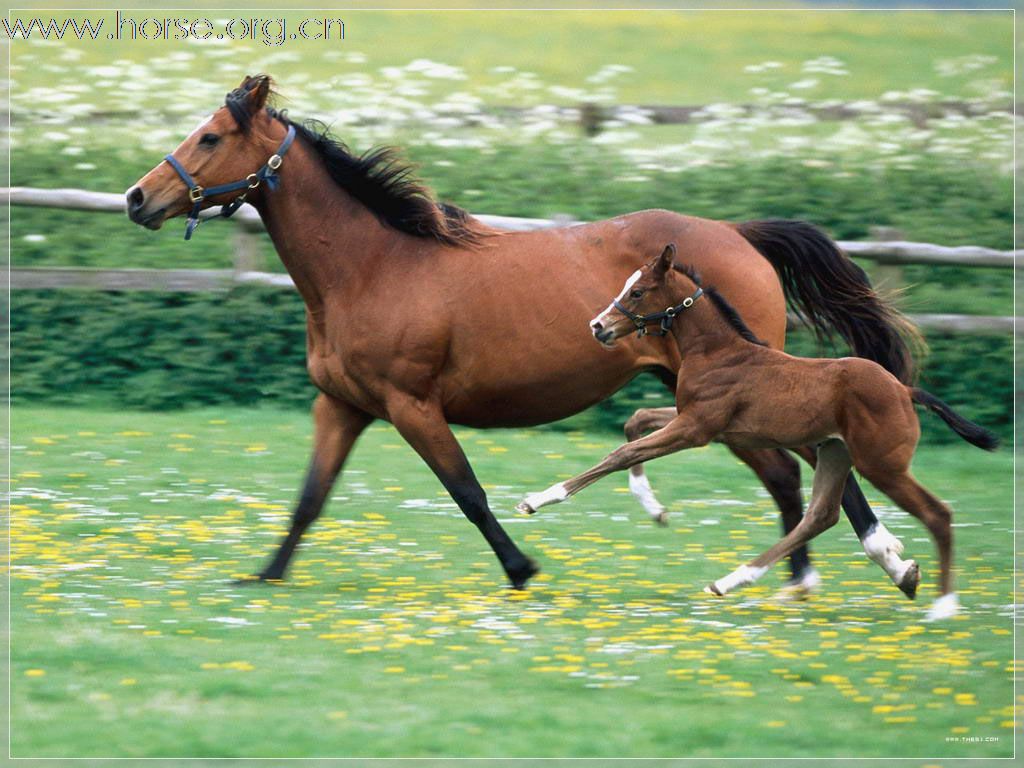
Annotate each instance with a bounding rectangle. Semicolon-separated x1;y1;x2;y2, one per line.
126;186;144;212
591;321;603;331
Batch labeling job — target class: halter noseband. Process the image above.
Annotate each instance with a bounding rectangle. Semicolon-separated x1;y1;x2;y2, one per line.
163;124;296;240
613;287;704;337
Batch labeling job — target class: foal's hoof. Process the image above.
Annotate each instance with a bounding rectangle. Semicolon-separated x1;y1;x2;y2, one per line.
653;511;669;527
925;592;960;622
897;561;920;600
774;568;821;602
514;501;536;515
703;582;724;596
508;558;540;590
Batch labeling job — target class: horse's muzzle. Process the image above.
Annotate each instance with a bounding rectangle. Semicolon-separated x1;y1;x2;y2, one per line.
125;186;167;230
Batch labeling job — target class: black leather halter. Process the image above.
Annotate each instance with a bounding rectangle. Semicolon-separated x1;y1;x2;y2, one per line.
613;287;704;337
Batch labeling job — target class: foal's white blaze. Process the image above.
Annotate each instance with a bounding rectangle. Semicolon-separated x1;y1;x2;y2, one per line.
628;471;666;520
521;482;568;512
707;564;768;595
861;522;914;583
592;270;642;328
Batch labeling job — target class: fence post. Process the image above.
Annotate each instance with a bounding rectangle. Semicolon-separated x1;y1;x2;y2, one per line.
868;225;905;294
232;227;263;276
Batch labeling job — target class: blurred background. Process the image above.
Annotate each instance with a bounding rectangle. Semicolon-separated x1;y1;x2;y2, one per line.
10;5;1014;442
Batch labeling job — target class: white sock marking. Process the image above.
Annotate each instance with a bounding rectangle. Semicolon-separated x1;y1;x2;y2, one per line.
522;482;568;511
628;472;666;520
710;564;768;595
925;592;960;622
861;523;913;583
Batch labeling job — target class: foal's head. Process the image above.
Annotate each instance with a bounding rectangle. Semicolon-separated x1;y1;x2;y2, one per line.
590;244;700;347
126;75;283;229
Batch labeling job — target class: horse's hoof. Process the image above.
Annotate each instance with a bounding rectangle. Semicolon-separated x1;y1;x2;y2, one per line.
703;582;724;596
508;558;540;590
925;592;960;622
233;572;283;586
514;501;536;515
897;561;920;600
654;511;669;527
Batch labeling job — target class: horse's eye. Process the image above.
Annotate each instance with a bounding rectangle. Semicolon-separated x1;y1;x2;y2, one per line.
198;132;220;147
630;289;644;299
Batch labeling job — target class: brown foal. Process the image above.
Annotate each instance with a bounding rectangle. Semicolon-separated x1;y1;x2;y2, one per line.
519;244;997;620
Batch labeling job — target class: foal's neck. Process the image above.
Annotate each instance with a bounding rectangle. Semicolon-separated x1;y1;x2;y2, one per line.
665;275;752;359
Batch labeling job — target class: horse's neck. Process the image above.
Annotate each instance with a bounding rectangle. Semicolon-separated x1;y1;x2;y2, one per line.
250;141;391;310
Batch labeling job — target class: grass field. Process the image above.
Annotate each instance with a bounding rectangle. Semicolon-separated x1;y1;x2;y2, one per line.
12;406;1015;759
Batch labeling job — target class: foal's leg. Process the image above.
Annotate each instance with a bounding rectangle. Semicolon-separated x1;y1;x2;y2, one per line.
250;394;373;581
729;446;815;593
863;471;957;620
517;415;709;514
388;396;538;589
623;407;675;524
706;439;851;596
792;445;918;598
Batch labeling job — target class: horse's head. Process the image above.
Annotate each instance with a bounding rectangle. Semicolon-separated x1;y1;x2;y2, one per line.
590;243;700;347
126;75;283;231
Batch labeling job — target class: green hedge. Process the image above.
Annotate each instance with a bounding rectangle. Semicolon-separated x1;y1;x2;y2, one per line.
12;287;1011;444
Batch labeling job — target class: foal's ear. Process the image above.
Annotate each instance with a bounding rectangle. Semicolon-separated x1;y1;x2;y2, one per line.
653;243;676;280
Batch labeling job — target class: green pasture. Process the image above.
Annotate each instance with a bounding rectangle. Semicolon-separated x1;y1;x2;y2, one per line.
12;407;1015;758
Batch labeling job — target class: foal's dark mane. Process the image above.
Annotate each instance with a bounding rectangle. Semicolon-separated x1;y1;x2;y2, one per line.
225;77;486;247
673;264;768;346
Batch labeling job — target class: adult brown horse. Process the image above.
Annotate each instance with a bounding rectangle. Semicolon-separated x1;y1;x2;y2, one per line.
125;75;920;591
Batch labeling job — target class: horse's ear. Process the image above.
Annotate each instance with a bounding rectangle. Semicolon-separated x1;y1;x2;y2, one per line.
653;243;676;280
236;74;272;114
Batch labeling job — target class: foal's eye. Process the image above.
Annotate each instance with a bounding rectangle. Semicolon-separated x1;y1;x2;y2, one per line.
198;132;220;147
630;289;644;299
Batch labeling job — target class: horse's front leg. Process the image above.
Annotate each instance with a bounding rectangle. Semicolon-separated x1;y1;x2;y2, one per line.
707;439;851;596
249;393;373;582
517;414;708;514
388;395;538;589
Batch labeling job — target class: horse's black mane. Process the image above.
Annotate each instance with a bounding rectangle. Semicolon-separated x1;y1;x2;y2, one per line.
673;263;768;346
225;77;484;247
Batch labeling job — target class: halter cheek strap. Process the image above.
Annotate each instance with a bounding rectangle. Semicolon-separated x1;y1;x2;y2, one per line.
164;124;296;240
613;287;704;337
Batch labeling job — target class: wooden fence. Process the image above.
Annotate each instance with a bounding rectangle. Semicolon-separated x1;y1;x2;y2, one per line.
6;186;1016;334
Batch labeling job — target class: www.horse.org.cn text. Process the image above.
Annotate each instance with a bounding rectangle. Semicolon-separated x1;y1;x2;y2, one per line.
2;13;346;46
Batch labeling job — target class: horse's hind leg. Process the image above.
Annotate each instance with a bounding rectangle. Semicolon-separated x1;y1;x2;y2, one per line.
863;470;957;620
623;407;675;525
707;439;851;596
250;394;373;582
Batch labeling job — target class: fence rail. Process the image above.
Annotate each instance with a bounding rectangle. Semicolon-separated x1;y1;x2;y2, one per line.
6;186;1016;334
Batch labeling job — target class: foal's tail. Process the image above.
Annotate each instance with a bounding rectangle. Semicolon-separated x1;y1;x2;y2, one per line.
735;219;925;385
911;388;999;451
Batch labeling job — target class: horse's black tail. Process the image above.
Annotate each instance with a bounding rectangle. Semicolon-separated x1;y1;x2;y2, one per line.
735;219;926;385
911;388;999;451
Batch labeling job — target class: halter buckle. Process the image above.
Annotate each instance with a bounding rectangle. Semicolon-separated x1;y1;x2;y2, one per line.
682;297;694;308
267;154;283;170
246;173;261;189
188;185;204;203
